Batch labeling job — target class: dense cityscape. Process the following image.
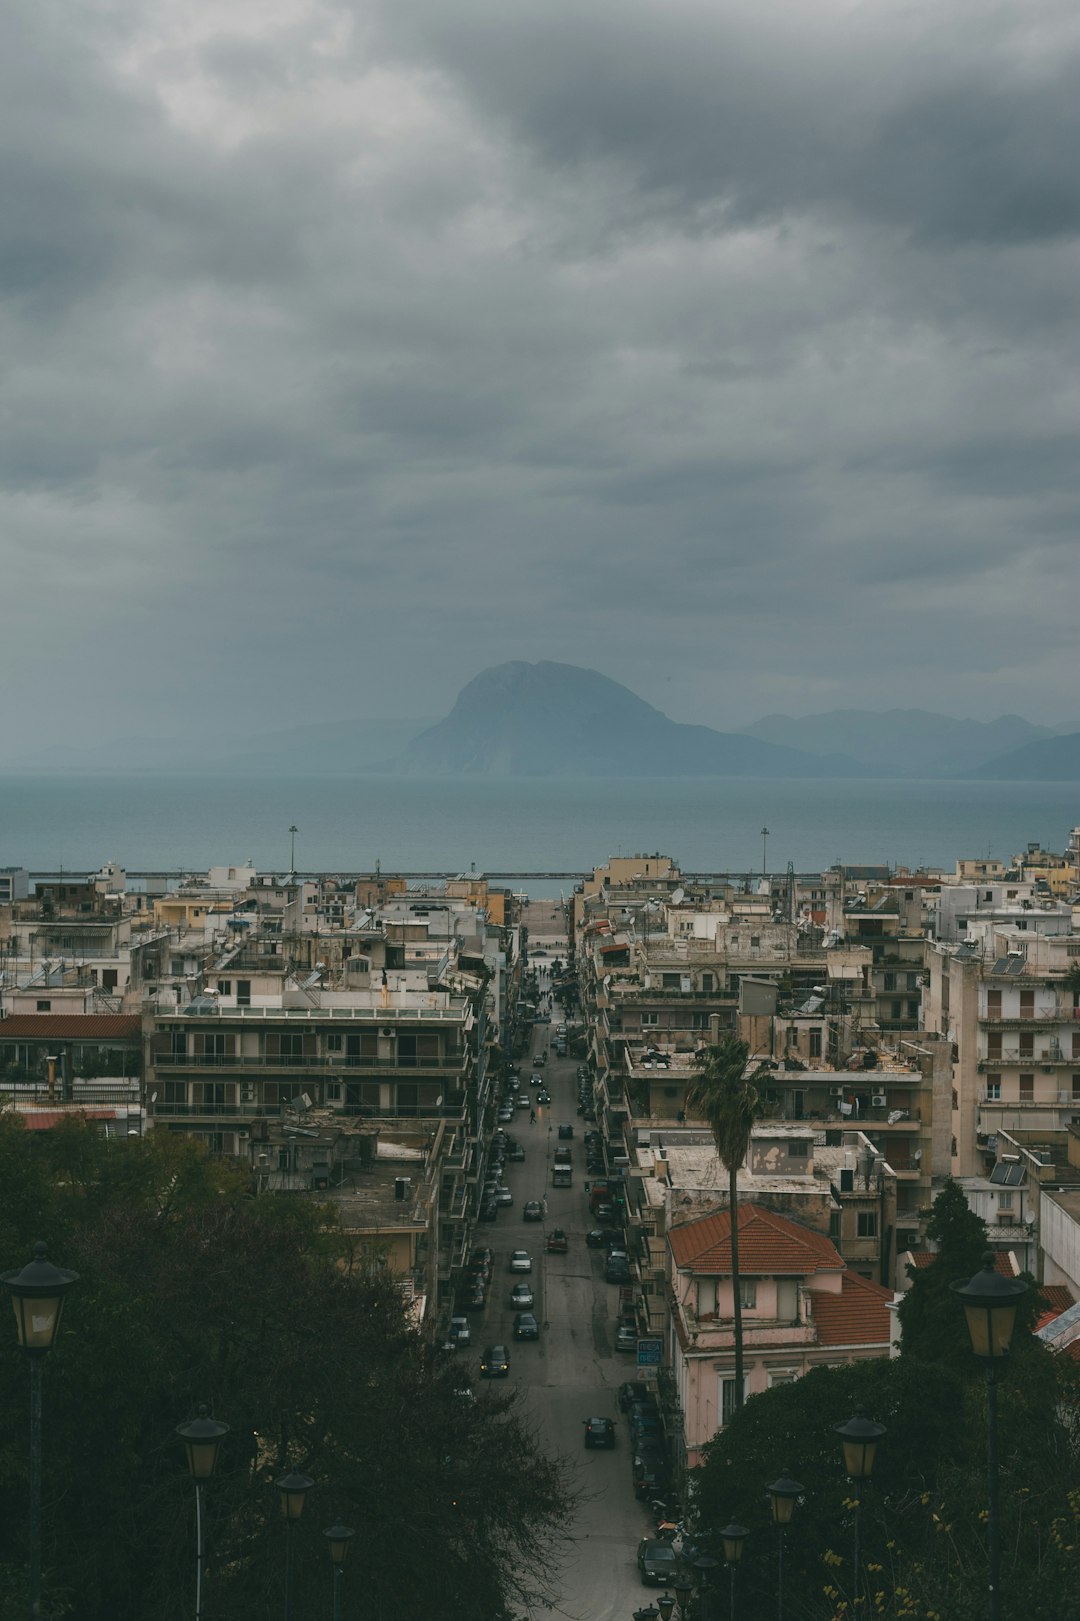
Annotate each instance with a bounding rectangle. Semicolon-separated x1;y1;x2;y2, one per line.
0;834;1078;1618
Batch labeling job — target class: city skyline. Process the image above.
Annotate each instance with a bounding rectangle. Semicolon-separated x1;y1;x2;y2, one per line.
4;0;1080;754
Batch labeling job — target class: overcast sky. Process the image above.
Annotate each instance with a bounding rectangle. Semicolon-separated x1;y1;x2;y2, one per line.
4;0;1080;753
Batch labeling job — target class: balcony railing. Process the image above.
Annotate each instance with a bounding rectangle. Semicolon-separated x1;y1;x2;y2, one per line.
153;1099;466;1121
980;1052;1074;1068
153;1052;469;1071
979;1089;1080;1107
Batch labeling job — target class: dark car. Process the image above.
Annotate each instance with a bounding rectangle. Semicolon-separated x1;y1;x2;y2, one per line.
469;1247;494;1267
478;1201;498;1223
460;1287;486;1313
619;1381;657;1413
537;1090;551;1105
508;1144;526;1162
637;1539;679;1586
545;1228;568;1254
585;1229;607;1248
615;1324;638;1353
630;1412;663;1445
513;1312;540;1341
557;1123;574;1139
632;1447;668;1499
480;1344;510;1377
523;1200;544;1222
605;1259;631;1284
583;1417;616;1450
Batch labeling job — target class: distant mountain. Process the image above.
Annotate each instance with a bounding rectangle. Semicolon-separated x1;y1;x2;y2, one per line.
960;730;1080;781
8;717;434;775
392;662;871;778
740;709;1060;778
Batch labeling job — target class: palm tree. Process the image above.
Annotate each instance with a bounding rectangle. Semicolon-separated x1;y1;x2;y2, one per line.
687;1035;765;1412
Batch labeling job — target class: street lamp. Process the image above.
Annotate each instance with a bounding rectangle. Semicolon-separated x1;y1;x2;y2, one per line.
833;1408;885;1611
720;1523;749;1621
691;1554;720;1621
633;1606;660;1621
656;1595;675;1621
177;1407;230;1621
323;1524;354;1621
673;1577;694;1618
1;1242;79;1619
766;1471;804;1621
276;1471;314;1621
951;1253;1028;1621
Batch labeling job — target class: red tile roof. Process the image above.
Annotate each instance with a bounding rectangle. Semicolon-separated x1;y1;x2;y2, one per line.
1038;1284;1074;1316
908;1249;1016;1277
0;1015;141;1040
669;1203;843;1277
20;1110;119;1130
809;1272;894;1348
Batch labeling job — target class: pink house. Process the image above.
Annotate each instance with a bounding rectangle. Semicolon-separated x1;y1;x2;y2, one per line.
668;1203;893;1468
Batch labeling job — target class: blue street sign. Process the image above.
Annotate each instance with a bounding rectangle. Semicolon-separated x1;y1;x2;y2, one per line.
637;1339;662;1368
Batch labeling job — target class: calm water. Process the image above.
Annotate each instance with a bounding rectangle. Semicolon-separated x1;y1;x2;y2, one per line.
0;774;1075;879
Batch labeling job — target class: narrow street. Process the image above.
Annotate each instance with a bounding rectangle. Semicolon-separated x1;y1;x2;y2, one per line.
472;966;655;1621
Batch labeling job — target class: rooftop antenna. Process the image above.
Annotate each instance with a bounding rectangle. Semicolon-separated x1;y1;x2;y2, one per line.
288;825;298;879
761;826;770;879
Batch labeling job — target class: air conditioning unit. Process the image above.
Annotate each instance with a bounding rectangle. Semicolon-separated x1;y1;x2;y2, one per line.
382;1027;395;1037
831;1087;845;1102
871;1094;886;1108
236;1129;249;1141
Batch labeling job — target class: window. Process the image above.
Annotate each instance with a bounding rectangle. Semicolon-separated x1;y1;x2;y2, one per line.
1020;991;1034;1019
857;1212;878;1238
691;1012;709;1031
236;979;251;1007
787;1027;799;1047
162;1081;187;1105
326;1032;343;1052
787;1139;808;1158
907;973;921;992
891;1000;902;1020
986;1080;1001;1100
1019;1033;1034;1058
36;1000;51;1012
217;980;232;996
884;973;896;992
907;1000;919;1018
662;973;680;989
642;1012;659;1026
1072;1074;1080;1101
768;1369;797;1388
170;958;185;976
698;1278;717;1316
326;1082;341;1101
987;990;1001;1017
720;1375;740;1427
809;1029;822;1058
1019;1074;1034;1101
737;1279;757;1309
750;936;761;949
701;973;714;993
987;1032;1002;1058
998;1191;1013;1210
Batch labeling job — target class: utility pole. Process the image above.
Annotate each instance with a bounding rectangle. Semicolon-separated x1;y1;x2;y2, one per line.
760;826;769;879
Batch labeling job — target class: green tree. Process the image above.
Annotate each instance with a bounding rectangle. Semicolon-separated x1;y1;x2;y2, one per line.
0;1118;573;1620
687;1036;766;1408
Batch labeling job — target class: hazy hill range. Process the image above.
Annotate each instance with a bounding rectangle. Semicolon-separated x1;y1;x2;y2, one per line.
392;662;870;778
739;709;1067;778
959;731;1080;781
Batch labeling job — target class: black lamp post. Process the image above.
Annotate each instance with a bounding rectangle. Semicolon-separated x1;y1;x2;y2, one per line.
276;1471;314;1621
766;1472;803;1621
833;1408;886;1610
951;1253;1028;1621
1;1242;79;1619
177;1408;229;1621
656;1594;675;1621
323;1525;354;1621
720;1522;749;1621
633;1606;660;1621
691;1553;719;1621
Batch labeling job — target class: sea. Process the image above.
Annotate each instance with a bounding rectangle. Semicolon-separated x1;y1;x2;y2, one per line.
0;774;1076;890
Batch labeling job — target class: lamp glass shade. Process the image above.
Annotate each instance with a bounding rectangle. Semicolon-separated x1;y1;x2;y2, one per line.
177;1409;230;1479
656;1594;676;1621
276;1471;314;1519
950;1254;1028;1360
833;1409;886;1479
721;1522;749;1563
1;1244;79;1355
767;1472;804;1525
673;1578;694;1613
323;1524;355;1565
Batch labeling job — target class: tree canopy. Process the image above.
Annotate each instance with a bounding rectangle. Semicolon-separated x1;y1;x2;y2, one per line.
0;1118;573;1619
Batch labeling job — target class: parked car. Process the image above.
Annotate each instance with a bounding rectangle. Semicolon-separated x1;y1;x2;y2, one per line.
478;1201;498;1223
460;1287;486;1313
583;1417;616;1450
509;1250;532;1273
632;1446;668;1499
637;1539;679;1586
509;1281;534;1309
494;1186;513;1205
480;1344;510;1378
619;1381;656;1413
513;1312;540;1341
605;1258;631;1284
615;1324;638;1353
545;1228;568;1254
523;1200;544;1222
497;1107;514;1123
507;1143;526;1162
469;1247;493;1267
447;1316;471;1348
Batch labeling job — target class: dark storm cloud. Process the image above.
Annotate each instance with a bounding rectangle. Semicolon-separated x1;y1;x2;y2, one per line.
1;0;1079;753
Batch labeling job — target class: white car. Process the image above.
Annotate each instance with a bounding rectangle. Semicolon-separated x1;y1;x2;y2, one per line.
509;1250;533;1273
494;1186;513;1206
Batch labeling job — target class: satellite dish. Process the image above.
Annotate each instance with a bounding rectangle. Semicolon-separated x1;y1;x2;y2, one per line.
671;888;685;906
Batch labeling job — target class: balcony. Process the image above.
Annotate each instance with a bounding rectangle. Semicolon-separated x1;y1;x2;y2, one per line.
982;1011;1068;1027
979;1088;1080;1108
153;1051;469;1072
980;1052;1075;1069
153;1099;465;1121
